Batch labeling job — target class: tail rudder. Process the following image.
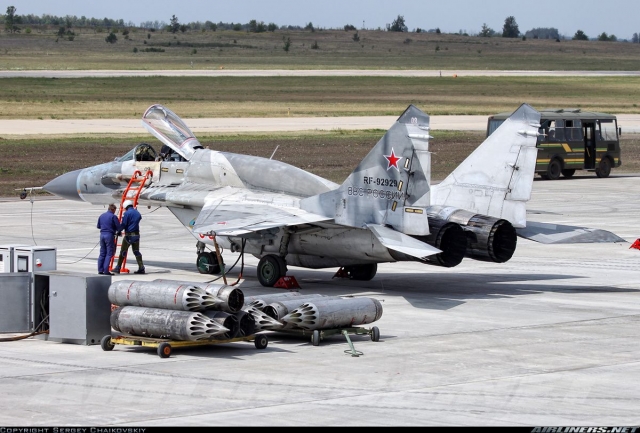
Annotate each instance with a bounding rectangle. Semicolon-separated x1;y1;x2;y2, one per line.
429;103;541;228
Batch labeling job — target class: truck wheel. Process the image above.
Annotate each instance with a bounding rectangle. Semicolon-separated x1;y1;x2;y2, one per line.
543;159;562;180
596;158;612;178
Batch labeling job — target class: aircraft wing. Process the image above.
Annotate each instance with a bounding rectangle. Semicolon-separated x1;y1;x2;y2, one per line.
516;221;627;244
193;200;333;237
367;223;442;260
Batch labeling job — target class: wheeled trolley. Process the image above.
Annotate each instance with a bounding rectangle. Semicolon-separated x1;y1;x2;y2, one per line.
279;325;380;357
100;332;269;358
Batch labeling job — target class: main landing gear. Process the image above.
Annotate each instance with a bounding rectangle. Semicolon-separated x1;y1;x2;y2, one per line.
257;254;288;287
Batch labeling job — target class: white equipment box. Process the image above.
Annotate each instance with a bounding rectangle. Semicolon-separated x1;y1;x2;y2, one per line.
13;246;56;273
0;244;29;273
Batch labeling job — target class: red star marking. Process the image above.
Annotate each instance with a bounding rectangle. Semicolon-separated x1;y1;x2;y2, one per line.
384;148;402;171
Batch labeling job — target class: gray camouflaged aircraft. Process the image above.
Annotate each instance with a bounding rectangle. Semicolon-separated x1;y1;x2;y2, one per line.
43;103;624;286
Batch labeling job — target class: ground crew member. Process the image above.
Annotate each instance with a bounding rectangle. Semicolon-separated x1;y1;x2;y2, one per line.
96;203;121;275
112;200;146;274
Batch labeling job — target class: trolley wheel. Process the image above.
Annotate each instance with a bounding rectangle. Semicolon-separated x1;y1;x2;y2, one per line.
254;333;268;349
157;342;172;358
311;330;321;346
371;326;380;342
100;335;114;351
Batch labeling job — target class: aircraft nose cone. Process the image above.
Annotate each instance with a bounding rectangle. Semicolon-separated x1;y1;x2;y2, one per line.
43;169;83;201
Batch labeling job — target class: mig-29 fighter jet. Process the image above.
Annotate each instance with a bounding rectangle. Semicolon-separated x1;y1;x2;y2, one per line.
43;103;624;286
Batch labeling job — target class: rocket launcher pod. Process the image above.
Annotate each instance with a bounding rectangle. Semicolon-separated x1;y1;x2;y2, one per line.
243;306;285;331
202;311;240;340
110;306;229;341
109;280;218;311
234;310;256;337
262;295;335;320
281;297;383;330
244;291;305;311
153;279;244;313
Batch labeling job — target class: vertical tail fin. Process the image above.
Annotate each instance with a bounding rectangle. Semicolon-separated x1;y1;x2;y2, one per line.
301;104;434;236
301;104;443;261
429;103;541;228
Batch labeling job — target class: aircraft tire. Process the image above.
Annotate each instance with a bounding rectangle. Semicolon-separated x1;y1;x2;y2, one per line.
274;255;288;276
196;251;222;274
257;255;283;287
562;169;576;178
348;263;377;281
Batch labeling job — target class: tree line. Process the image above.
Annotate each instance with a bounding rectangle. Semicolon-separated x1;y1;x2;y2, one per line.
3;7;638;43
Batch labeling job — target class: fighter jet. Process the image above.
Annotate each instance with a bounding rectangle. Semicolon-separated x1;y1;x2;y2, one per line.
43;103;624;286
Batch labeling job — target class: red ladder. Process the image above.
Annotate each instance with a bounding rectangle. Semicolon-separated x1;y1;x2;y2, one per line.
109;170;153;273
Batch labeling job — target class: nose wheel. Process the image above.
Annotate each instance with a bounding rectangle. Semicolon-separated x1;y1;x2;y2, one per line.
197;251;224;274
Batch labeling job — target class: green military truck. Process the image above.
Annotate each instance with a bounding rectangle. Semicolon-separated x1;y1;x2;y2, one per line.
486;108;621;179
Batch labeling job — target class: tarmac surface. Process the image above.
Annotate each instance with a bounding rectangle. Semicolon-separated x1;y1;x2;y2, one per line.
0;174;639;426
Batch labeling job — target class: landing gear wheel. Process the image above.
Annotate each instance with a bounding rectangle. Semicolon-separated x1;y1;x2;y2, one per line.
347;263;377;281
254;333;268;349
257;255;285;287
157;342;172;358
371;326;380;342
312;330;321;346
562;169;576;178
100;335;114;351
596;157;612;178
543;159;562;180
274;255;288;276
197;251;223;274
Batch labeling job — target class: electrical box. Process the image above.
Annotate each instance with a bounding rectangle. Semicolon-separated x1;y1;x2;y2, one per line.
13;246;56;273
0;273;32;333
0;244;29;273
34;271;112;345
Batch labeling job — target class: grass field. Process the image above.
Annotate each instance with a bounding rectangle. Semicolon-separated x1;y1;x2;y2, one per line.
0;76;639;119
2;27;640;71
2;130;639;199
1;27;640;198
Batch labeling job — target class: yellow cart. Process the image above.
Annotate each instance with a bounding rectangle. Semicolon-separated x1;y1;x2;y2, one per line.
100;333;269;358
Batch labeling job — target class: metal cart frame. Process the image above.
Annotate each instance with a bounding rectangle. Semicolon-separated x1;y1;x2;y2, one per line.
100;332;269;358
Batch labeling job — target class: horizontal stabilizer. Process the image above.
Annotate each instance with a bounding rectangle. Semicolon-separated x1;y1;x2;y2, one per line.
516;221;627;244
367;224;441;260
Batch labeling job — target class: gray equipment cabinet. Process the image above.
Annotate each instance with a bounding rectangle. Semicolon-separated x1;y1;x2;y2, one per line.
0;273;32;333
34;271;112;345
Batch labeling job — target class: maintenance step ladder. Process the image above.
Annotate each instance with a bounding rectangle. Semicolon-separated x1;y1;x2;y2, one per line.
109;170;153;273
